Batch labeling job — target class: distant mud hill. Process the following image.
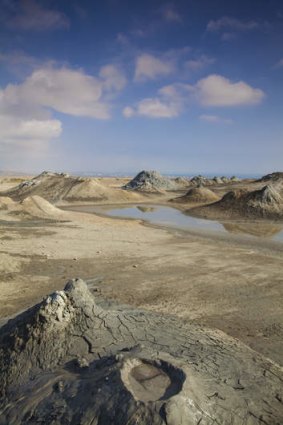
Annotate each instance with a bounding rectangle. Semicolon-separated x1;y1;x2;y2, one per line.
0;278;282;425
1;172;142;204
123;170;177;193
189;175;240;186
172;187;220;204
257;171;283;183
190;183;283;220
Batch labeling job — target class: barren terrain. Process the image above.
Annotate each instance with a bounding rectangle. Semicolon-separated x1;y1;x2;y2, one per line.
0;174;282;368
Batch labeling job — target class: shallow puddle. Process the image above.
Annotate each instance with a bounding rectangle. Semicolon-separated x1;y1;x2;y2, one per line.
64;204;283;243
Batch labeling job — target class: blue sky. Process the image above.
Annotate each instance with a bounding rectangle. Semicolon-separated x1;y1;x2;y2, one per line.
0;0;282;175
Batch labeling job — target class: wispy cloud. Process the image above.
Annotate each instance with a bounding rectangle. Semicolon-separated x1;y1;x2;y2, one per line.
160;3;182;23
207;16;260;33
199;114;233;124
99;65;127;91
5;0;70;31
0;50;49;78
206;16;268;41
274;58;283;68
185;55;215;72
134;53;174;82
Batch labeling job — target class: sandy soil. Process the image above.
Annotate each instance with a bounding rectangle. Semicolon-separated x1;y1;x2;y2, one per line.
0;179;282;368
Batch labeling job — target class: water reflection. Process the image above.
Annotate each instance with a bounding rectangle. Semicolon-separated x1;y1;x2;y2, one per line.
222;222;283;238
136;206;156;213
62;204;283;243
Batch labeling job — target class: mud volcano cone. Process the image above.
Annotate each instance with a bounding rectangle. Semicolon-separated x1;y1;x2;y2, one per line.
0;278;282;424
123;170;176;192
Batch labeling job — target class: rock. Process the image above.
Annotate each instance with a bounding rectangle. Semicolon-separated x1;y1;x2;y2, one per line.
0;278;282;424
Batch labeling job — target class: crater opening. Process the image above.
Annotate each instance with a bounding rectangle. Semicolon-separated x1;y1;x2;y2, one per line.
121;358;185;403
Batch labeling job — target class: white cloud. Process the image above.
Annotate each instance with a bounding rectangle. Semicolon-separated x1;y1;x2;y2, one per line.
0;64;127;153
124;74;264;120
194;74;265;106
134;98;179;118
207;17;260;33
5;67;110;119
123;83;185;118
123;106;135;118
7;0;70;31
199;114;233;124
134;53;174;82
0;116;62;142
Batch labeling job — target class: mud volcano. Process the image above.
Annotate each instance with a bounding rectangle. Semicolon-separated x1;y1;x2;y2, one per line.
0;278;282;424
190;183;283;220
1;172;141;204
123;170;176;193
172;187;219;204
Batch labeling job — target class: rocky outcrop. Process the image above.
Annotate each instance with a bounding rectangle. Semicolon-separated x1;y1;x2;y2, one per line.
0;278;282;424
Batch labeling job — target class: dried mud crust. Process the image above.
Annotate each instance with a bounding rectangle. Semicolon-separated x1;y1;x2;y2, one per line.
0;279;282;425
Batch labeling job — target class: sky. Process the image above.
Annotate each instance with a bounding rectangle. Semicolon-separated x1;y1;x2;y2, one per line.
0;0;282;175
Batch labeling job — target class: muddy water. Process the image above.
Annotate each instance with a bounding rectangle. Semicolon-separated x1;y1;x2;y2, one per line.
63;204;283;243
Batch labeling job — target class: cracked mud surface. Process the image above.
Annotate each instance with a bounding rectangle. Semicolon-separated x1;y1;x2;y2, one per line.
0;279;282;425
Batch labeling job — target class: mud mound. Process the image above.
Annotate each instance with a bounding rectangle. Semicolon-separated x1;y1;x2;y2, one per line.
0;196;16;210
190;175;212;186
230;175;240;182
0;278;282;424
172;187;220;204
258;171;283;183
20;195;67;219
190;183;283;220
2;172;81;202
64;178;141;203
2;172;141;204
173;176;190;187
64;178;110;201
123;170;176;193
212;176;222;184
